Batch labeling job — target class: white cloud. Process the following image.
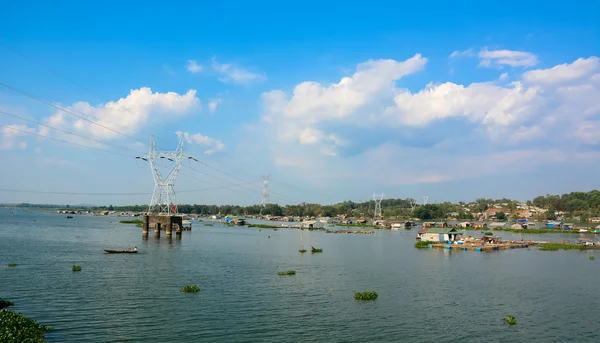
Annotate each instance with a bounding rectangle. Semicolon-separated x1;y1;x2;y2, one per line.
522;57;600;84
0;124;35;150
499;72;508;81
44;87;200;140
177;131;225;155
449;49;474;58
186;60;203;73
211;58;266;84
208;98;222;114
478;48;538;68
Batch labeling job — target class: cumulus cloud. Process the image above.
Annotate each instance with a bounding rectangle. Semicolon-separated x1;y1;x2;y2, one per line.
449;49;475;58
186;60;203;73
0;124;35;150
44;87;200;140
177;131;225;155
208;98;222;114
251;54;600;187
478;48;538;68
211;58;266;84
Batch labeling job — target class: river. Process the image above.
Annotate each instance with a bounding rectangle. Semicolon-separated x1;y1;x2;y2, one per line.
1;209;599;342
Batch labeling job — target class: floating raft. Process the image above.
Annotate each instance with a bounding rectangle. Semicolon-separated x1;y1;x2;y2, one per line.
428;241;537;252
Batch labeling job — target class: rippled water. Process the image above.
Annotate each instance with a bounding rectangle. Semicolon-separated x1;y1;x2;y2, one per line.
1;209;600;342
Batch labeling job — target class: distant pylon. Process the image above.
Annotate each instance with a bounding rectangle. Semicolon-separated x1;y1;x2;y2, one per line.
373;193;384;218
423;196;429;205
136;135;197;215
261;174;271;211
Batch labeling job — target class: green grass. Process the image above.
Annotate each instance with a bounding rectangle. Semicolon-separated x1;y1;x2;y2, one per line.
311;247;323;253
72;265;81;272
538;243;587;251
0;308;52;342
590;255;596;260
504;315;517;325
180;285;200;293
414;241;435;248
0;298;14;309
120;219;143;224
354;291;378;301
247;224;279;229
277;270;296;276
298;249;307;253
7;263;16;267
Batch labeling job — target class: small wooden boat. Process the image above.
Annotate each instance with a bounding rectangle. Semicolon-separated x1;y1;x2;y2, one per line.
104;249;137;254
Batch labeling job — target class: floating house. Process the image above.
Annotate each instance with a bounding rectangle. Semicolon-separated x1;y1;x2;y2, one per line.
488;222;509;229
563;223;575;230
421;227;461;242
546;221;563;229
301;220;324;229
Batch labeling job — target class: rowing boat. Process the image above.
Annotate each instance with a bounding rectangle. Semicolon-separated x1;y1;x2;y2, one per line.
103;249;137;254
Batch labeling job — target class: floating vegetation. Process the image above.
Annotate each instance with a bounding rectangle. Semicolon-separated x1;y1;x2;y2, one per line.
247;224;278;229
72;265;81;272
273;228;278;231
0;298;14;309
277;270;296;276
7;263;17;267
120;219;143;224
298;249;307;253
311;247;323;253
504;315;517;325
484;232;493;236
414;241;434;249
538;243;587;251
354;291;378;301
180;285;200;293
204;224;214;226
0;308;52;342
590;255;596;260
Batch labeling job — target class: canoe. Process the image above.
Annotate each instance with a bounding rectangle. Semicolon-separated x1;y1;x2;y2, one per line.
104;249;137;253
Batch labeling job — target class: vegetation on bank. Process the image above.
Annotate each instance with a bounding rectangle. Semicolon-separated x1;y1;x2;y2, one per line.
119;219;143;224
463;227;588;234
7;263;16;267
72;265;81;272
504;315;517;325
0;300;52;342
538;243;587;251
0;299;14;309
414;241;434;249
277;270;296;276
354;291;378;301
180;285;200;293
248;224;279;229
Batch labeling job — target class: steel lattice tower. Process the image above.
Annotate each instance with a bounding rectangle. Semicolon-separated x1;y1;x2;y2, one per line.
136;135;197;215
373;193;384;218
261;174;271;210
423;196;429;205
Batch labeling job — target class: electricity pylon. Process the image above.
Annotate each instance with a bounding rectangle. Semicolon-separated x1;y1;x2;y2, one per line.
261;174;270;214
136;135;197;215
373;193;384;218
423;196;429;205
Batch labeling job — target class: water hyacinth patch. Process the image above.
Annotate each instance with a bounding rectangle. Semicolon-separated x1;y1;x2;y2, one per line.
72;265;81;272
7;263;16;267
298;249;307;253
180;285;200;293
590;255;595;260
0;298;14;309
354;291;378;301
277;270;296;276
504;315;517;325
311;247;323;253
0;308;52;342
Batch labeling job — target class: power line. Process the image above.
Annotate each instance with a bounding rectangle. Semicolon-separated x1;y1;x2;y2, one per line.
0;109;146;155
0;81;149;146
0;124;134;158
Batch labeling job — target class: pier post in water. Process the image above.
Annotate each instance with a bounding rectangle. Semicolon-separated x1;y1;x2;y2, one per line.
166;217;173;236
142;215;149;234
154;223;161;238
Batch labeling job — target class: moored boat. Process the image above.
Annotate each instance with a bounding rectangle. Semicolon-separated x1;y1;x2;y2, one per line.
104;248;137;253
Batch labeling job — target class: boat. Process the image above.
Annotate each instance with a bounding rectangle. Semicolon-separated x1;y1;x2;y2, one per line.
66;216;73;219
104;248;137;254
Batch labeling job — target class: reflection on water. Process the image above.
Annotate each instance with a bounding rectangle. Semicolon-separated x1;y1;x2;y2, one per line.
1;209;599;343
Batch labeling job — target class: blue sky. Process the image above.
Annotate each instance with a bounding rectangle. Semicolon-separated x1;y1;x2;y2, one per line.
1;0;599;206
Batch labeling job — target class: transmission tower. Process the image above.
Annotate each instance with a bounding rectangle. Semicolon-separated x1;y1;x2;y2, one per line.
136;135;197;215
373;193;384;218
423;196;429;205
261;174;270;211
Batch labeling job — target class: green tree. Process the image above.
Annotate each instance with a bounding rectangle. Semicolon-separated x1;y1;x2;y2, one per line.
545;208;557;221
108;205;114;211
495;211;507;221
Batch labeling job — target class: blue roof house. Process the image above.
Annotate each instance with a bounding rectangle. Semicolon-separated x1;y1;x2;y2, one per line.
546;221;563;229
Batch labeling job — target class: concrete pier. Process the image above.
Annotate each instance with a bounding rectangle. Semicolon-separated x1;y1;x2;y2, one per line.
143;215;183;239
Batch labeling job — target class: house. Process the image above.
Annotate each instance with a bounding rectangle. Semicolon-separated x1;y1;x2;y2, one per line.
416;227;429;240
423;222;436;228
473;222;488;229
390;221;411;230
458;221;472;228
301;220;324;229
434;222;448;228
488;222;508;229
563;223;575;230
422;227;461;242
510;223;523;229
546;221;563;229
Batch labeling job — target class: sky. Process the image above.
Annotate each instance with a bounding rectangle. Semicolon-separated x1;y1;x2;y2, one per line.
0;0;599;206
